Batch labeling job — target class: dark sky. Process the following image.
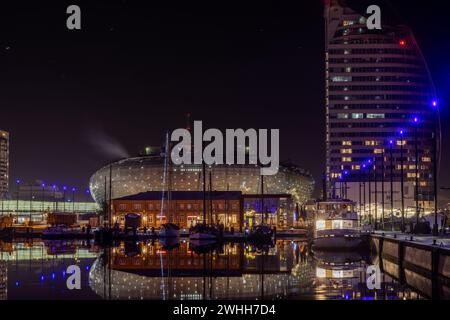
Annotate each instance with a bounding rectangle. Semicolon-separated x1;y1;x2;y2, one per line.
1;0;449;202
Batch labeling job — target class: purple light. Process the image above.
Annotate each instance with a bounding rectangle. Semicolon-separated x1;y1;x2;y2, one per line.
41;183;46;188
72;187;76;192
389;140;394;145
413;117;419;123
16;179;20;184
432;100;438;108
52;184;57;190
62;186;67;191
399;130;404;135
344;171;349;175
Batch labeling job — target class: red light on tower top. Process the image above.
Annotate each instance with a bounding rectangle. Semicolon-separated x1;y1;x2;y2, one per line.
399;39;407;46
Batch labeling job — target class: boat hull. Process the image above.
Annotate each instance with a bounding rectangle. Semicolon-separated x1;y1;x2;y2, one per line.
158;229;180;238
189;232;217;241
312;236;363;250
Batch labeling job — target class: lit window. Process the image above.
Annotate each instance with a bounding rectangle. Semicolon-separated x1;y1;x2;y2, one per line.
367;113;385;119
337;113;349;119
342;157;352;162
342;141;352;146
365;141;378;146
352;113;364;119
422;157;431;162
374;149;384;154
341;149;352;154
397;140;407;146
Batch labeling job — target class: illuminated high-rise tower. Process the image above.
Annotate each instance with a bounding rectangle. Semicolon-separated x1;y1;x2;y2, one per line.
324;1;438;214
0;130;9;197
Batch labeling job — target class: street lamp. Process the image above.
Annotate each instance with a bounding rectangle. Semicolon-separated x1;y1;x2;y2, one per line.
362;163;367;223
389;140;395;231
413;116;421;232
52;185;57;212
72;187;76;213
399;129;406;232
367;159;373;225
62;186;67;212
431;100;439;236
41;182;46;221
15;179;22;223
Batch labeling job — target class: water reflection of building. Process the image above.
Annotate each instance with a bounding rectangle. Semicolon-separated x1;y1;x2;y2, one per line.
89;240;317;300
312;250;424;300
0;261;7;300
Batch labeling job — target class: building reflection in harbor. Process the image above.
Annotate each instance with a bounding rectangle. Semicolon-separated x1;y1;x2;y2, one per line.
0;239;425;300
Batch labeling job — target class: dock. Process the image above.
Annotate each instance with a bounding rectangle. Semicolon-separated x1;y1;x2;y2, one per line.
370;232;450;299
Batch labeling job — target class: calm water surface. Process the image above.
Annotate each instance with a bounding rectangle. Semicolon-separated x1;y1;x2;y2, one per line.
0;239;424;300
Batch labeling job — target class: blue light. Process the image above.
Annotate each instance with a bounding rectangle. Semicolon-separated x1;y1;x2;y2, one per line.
52;184;57;190
41;183;46;188
15;281;20;287
52;273;56;280
40;275;45;282
62;271;66;277
85;266;90;271
432;100;438;108
72;187;76;192
399;129;405;135
16;179;20;184
389;140;394;145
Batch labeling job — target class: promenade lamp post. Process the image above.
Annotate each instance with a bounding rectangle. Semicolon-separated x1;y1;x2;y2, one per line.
62;186;67;213
399;129;406;233
413;117;421;231
381;148;386;230
374;156;378;230
15;179;21;223
362;163;367;223
431;100;439;236
389;140;395;231
72;187;76;213
343;170;349;199
41;183;46;221
359;172;362;227
367;159;373;225
52;185;57;212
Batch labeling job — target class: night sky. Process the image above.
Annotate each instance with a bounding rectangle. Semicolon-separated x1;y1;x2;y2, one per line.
1;0;449;202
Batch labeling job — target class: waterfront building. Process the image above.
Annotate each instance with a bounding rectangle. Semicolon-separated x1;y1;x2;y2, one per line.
0;131;9;198
325;0;439;214
90;154;314;207
112;191;294;230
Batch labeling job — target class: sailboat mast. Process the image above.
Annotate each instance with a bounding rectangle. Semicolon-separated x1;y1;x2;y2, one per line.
261;175;264;225
202;162;206;225
209;170;213;225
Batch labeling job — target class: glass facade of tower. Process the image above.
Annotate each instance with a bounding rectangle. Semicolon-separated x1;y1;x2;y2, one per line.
0;131;9;197
325;1;437;208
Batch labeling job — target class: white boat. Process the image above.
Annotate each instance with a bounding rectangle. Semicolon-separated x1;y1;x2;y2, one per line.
312;199;362;250
159;223;180;238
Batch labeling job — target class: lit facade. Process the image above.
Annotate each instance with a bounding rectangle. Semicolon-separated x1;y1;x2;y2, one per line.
0;131;9;198
90;156;314;206
112;191;243;230
325;1;438;211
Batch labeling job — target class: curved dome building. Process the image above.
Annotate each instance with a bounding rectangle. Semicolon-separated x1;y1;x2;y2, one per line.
89;155;314;206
